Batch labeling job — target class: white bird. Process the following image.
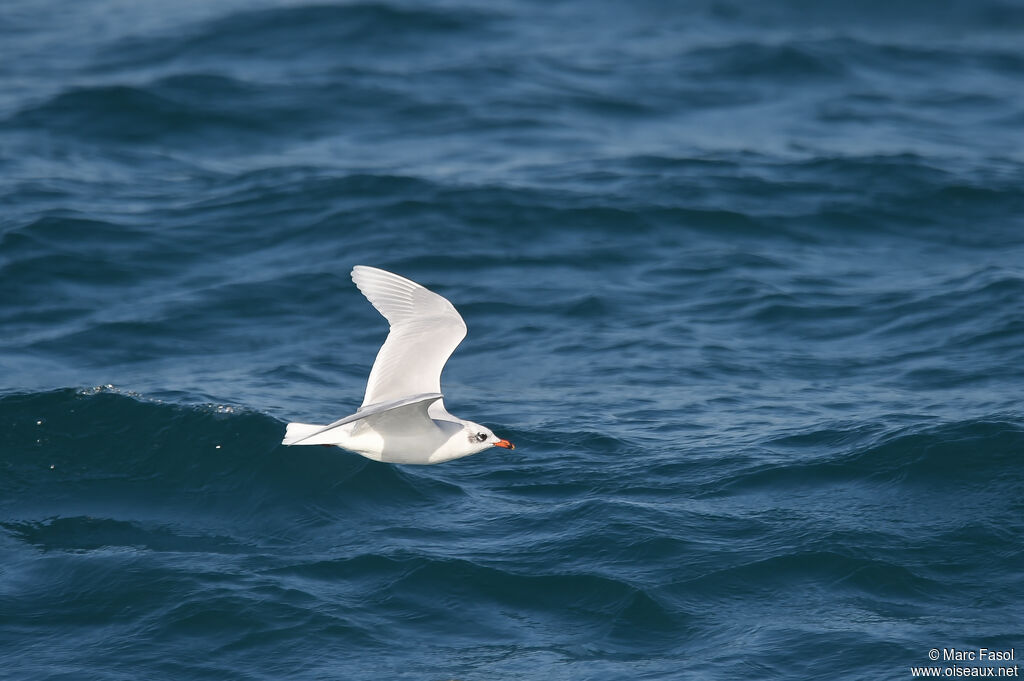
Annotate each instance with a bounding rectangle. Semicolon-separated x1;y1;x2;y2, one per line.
282;266;515;464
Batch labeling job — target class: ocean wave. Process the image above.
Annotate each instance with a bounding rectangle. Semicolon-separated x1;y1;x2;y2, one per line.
7;83;251;143
269;551;680;644
682;550;940;600
708;418;1024;495
0;388;466;518
95;2;498;71
688;41;847;80
3;76;407;147
2;516;249;554
712;0;1024;31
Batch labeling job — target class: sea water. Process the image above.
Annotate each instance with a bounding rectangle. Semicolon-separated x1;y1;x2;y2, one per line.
1;1;1022;679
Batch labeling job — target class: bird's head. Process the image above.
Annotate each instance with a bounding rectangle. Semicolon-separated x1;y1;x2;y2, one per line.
463;422;515;455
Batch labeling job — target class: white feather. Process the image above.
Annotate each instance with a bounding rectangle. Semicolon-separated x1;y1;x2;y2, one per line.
281;266;514;464
351;265;467;406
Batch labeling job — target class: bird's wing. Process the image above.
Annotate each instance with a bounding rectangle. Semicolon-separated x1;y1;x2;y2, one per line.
351;266;468;406
285;393;443;445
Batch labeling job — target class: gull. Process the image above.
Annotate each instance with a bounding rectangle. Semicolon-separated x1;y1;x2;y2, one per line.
282;266;515;464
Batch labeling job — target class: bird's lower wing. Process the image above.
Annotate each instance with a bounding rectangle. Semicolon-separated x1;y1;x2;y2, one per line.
283;393;443;445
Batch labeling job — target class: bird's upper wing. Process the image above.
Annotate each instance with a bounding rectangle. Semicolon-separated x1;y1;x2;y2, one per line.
351;266;468;406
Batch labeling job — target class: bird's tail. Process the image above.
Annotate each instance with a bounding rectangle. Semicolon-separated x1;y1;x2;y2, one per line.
282;422;327;446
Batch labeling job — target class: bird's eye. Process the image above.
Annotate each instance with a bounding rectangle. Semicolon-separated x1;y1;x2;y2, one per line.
475;432;488;442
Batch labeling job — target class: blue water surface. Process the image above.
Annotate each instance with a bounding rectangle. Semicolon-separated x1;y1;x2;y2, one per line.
1;1;1023;679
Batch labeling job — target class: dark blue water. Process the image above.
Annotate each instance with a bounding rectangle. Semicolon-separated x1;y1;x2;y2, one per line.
2;1;1023;679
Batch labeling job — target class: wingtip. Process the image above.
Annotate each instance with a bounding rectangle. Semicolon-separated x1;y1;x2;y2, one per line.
350;265;375;291
351;265;398;285
351;266;430;297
